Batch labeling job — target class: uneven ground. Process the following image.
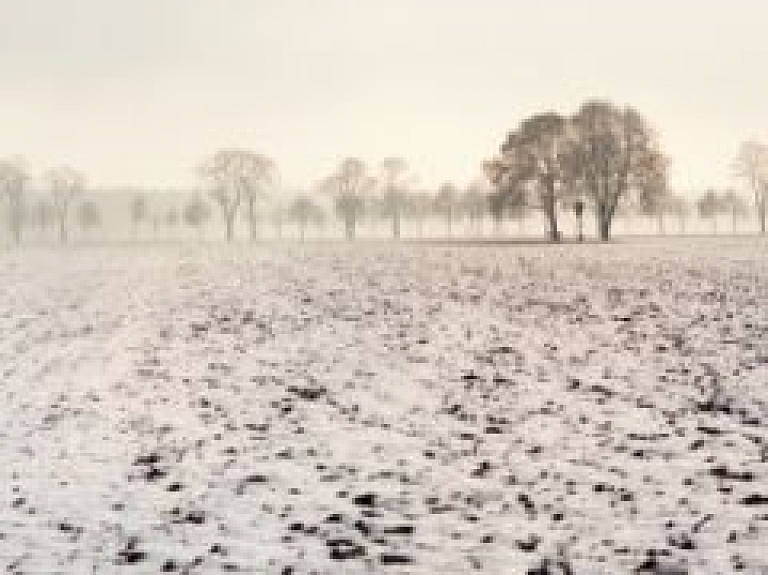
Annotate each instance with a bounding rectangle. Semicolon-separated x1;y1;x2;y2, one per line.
2;239;768;574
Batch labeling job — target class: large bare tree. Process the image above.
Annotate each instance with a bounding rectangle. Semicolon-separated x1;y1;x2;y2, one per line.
733;140;768;235
46;165;86;243
320;158;373;240
486;112;571;242
567;101;668;241
200;149;277;241
0;158;28;244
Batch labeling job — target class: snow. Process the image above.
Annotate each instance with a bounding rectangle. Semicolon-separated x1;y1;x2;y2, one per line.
2;238;768;574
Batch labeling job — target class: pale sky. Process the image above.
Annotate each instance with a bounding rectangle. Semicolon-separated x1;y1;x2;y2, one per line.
1;0;766;193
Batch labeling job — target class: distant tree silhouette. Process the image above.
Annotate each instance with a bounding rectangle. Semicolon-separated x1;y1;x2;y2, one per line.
697;189;724;235
487;190;507;236
733;140;768;234
638;191;676;235
378;157;411;239
434;182;460;237
462;180;489;237
34;198;56;239
183;196;210;239
270;201;287;240
130;193;148;238
320;158;373;240
77;199;102;239
486;172;528;237
666;194;691;235
0;157;28;244
403;191;433;238
722;189;750;234
288;195;324;241
200;149;277;241
46;165;85;243
165;207;179;239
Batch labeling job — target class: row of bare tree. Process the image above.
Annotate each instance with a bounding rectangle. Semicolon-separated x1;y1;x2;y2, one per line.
2;100;767;244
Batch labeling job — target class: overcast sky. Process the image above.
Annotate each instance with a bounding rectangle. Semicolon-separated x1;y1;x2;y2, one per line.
1;0;766;192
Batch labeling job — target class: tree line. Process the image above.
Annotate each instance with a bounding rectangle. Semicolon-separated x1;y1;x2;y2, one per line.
2;100;767;244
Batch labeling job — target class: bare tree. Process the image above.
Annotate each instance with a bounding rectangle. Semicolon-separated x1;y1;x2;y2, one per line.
34;198;56;239
379;157;411;239
434;182;460;237
638;191;674;235
462;179;489;237
567;101;668;241
733;140;768;234
200;149;277;241
0;158;28;244
697;189;724;235
486;113;572;242
270;201;287;240
165;207;180;239
721;189;750;234
46;165;86;243
402;191;433;238
183;196;211;239
485;158;529;237
130;193;148;238
77;199;102;239
320;158;373;240
289;195;325;241
666;194;691;235
487;189;515;237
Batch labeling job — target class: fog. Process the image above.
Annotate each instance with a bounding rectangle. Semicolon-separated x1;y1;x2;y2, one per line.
3;4;768;574
1;0;767;191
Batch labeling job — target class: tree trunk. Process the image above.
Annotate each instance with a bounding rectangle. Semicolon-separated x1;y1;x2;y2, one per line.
225;215;235;242
392;212;400;239
345;216;356;240
249;220;258;240
59;220;68;243
544;202;560;242
599;218;611;241
759;200;766;235
9;204;22;245
597;202;614;241
543;183;560;242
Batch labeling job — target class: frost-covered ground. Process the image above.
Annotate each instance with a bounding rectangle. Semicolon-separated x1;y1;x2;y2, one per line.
2;239;768;574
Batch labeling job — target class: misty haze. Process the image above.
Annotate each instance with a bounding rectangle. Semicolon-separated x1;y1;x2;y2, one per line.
2;1;768;574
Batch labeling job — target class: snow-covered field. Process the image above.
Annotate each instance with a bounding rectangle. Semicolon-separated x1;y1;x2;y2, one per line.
2;239;768;574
